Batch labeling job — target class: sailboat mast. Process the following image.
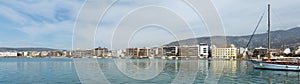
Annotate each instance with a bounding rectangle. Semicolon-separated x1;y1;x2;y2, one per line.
268;4;271;58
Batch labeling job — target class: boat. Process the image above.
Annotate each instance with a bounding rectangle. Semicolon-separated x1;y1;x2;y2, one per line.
251;57;300;71
249;4;300;71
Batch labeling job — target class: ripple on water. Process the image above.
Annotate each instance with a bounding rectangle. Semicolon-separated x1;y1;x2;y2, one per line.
0;58;299;83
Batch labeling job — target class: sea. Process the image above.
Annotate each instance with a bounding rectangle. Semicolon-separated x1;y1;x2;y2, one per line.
0;58;299;84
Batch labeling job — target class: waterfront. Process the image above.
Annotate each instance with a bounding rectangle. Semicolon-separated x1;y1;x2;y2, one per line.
0;58;299;84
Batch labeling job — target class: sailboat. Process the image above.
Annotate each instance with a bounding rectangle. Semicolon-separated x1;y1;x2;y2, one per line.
250;4;300;71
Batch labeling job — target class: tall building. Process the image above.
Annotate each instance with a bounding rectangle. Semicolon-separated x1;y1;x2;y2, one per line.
94;47;109;57
199;43;209;58
126;48;150;58
71;49;93;57
126;48;139;57
149;47;161;56
162;46;178;56
111;49;125;57
252;47;268;58
138;48;150;58
212;44;237;59
178;45;199;57
156;47;163;56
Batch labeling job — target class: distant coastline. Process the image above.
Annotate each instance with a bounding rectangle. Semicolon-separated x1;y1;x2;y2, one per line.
0;47;59;52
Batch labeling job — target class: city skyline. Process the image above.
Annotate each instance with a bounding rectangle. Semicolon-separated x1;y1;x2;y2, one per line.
1;0;300;50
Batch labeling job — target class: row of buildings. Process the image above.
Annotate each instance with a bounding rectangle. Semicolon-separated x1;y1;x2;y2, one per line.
71;43;239;59
0;51;72;57
72;43;238;59
3;45;299;59
15;43;300;59
124;43;210;59
0;43;239;59
250;46;300;58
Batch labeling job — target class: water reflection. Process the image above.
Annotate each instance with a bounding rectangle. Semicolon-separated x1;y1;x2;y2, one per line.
114;59;165;80
0;58;79;84
87;59;239;83
0;58;300;84
73;59;300;84
172;60;199;84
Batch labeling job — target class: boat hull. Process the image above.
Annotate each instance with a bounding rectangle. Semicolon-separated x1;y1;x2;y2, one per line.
251;61;300;71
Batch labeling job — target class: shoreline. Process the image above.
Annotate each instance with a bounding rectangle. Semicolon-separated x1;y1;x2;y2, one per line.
0;56;246;61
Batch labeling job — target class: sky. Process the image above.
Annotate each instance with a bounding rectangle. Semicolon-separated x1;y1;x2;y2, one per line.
0;0;300;50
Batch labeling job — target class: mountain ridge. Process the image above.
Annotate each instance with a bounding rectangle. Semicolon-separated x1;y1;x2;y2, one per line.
0;47;59;52
166;27;300;50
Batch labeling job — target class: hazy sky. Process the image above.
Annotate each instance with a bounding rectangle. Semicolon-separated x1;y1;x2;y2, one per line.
0;0;300;49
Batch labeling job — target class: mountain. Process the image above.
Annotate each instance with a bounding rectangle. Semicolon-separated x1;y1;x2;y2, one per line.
166;27;300;50
0;47;58;52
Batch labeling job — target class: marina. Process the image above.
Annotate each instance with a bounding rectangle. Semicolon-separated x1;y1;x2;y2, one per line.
0;0;300;83
247;4;300;71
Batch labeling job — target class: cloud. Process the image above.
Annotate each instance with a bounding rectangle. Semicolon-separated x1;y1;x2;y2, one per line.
94;0;209;49
0;0;83;49
0;0;82;22
17;21;73;37
1;0;300;49
0;6;27;25
211;0;300;36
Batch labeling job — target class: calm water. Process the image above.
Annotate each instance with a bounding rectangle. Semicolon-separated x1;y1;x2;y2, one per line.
0;58;299;84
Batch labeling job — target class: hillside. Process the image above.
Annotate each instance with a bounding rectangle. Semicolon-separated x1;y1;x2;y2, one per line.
0;47;58;52
166;27;300;50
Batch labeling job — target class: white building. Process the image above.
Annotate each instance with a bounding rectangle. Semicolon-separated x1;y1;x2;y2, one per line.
149;47;160;56
283;48;291;54
212;44;237;59
0;52;18;57
41;51;49;56
295;46;300;55
199;43;209;58
111;49;125;57
23;52;29;56
238;47;248;57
